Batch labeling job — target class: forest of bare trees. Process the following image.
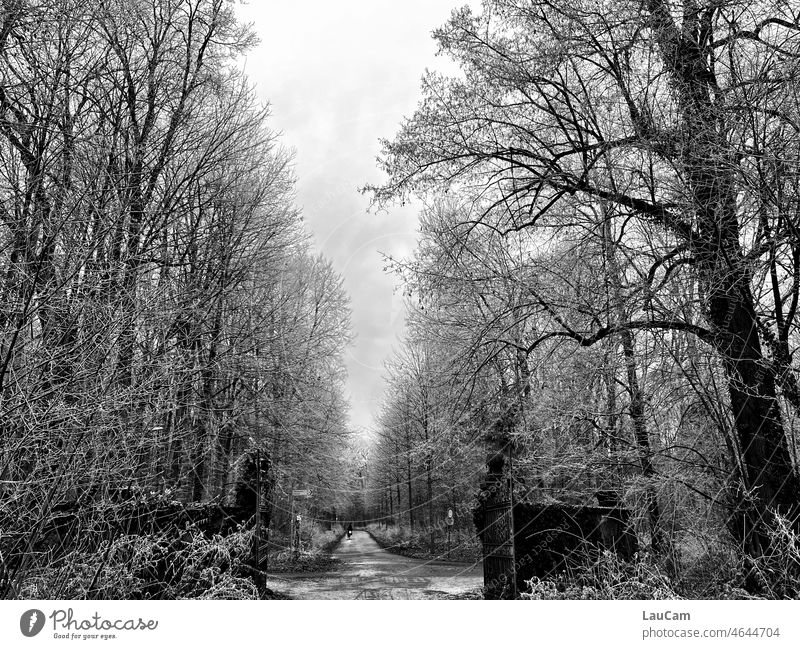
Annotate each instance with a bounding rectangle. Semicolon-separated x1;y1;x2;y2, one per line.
0;0;355;598
366;0;800;598
4;0;800;604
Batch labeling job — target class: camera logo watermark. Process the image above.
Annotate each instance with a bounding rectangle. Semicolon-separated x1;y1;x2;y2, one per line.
20;609;46;637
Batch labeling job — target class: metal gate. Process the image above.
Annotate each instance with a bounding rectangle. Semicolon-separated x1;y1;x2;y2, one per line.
480;480;516;598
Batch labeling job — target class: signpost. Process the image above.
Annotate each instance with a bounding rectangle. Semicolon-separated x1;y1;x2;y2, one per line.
289;488;311;557
446;508;454;559
293;514;302;559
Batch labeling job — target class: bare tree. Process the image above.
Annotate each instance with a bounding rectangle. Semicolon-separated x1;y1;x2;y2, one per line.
369;0;800;553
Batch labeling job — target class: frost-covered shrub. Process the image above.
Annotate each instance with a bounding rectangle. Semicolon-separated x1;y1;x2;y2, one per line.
521;551;679;600
18;527;258;600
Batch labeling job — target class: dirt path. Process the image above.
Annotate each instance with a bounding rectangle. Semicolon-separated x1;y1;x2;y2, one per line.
264;531;483;599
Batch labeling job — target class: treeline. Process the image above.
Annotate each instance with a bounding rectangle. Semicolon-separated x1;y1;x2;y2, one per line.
367;338;484;541
0;0;352;597
368;0;800;593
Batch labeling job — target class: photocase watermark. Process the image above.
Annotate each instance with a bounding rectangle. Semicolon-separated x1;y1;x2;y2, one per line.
18;608;158;641
20;609;45;637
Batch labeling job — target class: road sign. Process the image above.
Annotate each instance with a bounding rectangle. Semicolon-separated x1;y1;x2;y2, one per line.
292;489;311;498
446;509;455;559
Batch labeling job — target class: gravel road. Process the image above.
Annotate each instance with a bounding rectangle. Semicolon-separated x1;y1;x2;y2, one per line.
264;531;483;599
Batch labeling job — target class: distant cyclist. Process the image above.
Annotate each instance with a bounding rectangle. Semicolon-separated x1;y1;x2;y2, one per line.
346;523;353;539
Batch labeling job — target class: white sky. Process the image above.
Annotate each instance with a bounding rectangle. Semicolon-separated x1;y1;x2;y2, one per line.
236;1;470;434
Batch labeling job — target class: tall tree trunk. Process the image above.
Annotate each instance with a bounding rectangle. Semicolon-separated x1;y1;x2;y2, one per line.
602;211;665;551
396;478;402;527
647;1;800;549
620;329;664;552
603;346;619;459
404;395;415;532
406;450;414;533
422;387;434;552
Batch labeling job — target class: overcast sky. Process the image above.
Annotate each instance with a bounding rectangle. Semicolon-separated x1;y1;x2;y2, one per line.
236;1;469;434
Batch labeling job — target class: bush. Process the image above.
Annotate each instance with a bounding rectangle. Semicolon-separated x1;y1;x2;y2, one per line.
739;514;800;599
366;523;481;562
18;526;259;600
521;514;800;600
264;522;344;573
521;550;679;600
366;524;409;550
674;546;753;599
311;523;345;553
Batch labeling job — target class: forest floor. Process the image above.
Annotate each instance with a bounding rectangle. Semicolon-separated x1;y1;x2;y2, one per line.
263;531;483;599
